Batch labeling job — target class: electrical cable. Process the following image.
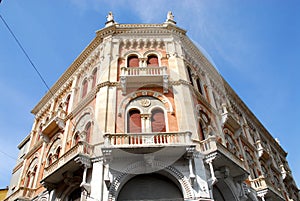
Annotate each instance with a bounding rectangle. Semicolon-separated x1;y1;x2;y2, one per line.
0;14;54;96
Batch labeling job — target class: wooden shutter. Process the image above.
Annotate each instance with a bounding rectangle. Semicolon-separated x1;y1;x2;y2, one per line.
128;109;141;133
147;55;159;67
82;79;88;98
92;69;97;88
85;123;91;142
128;55;139;67
151;109;166;132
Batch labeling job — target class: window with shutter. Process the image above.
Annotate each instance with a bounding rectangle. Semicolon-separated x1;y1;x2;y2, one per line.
128;55;139;67
85;122;91;142
151;108;166;132
92;69;97;88
147;55;159;67
82;79;88;98
128;109;142;133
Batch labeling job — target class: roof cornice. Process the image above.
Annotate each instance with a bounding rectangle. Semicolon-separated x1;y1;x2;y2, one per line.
96;23;186;38
31;23;186;115
31;35;103;115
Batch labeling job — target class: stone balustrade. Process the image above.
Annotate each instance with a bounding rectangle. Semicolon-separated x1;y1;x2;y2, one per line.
104;131;192;147
199;136;217;155
43;141;93;179
121;66;167;76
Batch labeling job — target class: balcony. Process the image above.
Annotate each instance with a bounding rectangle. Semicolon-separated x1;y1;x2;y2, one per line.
102;131;194;165
41;110;66;142
200;136;247;178
41;141;93;185
250;176;285;201
4;187;34;201
221;104;241;135
120;66;168;94
256;140;271;160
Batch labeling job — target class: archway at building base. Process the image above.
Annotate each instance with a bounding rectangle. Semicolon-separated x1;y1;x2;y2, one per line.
108;160;194;201
212;180;238;201
117;173;183;201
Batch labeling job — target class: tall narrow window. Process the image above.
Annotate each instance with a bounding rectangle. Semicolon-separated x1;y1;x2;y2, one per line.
56;147;61;159
128;55;139;67
47;154;52;166
74;132;80;145
187;67;194;86
92;69;97;88
196;78;203;95
82;79;88;98
147;55;159;67
151;108;166;132
128;109;142;133
199;121;205;140
85;122;91;143
65;95;71;114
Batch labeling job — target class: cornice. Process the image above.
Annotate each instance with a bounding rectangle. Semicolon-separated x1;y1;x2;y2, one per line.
170;80;219;116
180;35;225;95
24;140;43;159
223;80;287;156
31;35;103;115
17;133;31;149
96;23;186;39
65;81;119;121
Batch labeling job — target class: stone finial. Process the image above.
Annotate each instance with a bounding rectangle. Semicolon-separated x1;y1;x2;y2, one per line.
166;11;176;24
105;11;115;27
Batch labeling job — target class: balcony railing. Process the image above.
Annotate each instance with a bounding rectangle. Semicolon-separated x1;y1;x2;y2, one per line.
199;136;218;155
121;66;167;76
41;110;66;141
250;176;284;199
200;135;247;176
120;66;169;94
43;141;93;179
104;131;192;147
5;187;34;201
250;176;268;191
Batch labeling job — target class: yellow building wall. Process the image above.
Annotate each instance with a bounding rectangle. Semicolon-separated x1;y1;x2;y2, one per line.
0;188;8;201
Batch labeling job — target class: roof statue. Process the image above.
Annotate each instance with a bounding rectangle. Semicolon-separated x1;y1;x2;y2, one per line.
105;11;115;27
166;11;176;24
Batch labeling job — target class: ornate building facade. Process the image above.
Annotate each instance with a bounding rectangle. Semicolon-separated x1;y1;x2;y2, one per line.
5;12;300;201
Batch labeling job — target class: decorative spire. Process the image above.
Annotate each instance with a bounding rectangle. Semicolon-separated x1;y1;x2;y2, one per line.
105;11;116;27
165;11;176;24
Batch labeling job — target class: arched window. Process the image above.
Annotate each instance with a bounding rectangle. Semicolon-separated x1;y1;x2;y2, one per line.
65;95;71;114
74;132;80;145
55;147;61;159
47;154;52;166
81;79;88;98
187;66;194;86
196;78;203;94
127;55;139;67
147;55;159;67
85;122;91;143
128;109;142;133
92;69;97;88
151;108;166;132
199;121;205;140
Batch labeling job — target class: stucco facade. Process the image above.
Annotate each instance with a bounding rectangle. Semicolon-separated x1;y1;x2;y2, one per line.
5;12;300;201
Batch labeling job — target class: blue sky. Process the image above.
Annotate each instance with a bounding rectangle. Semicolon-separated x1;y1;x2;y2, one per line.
0;1;299;189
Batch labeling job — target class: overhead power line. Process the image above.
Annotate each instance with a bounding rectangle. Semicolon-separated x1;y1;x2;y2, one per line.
0;14;53;95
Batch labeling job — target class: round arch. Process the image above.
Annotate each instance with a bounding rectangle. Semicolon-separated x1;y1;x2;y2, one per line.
118;90;173;117
108;160;194;201
117;173;183;201
213;180;239;201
